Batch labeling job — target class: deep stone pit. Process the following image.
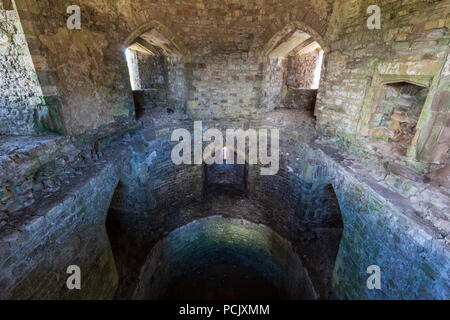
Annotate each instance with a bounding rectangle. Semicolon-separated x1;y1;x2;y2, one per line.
0;0;449;301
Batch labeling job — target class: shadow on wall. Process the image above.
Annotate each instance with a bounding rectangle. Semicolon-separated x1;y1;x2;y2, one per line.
367;81;430;159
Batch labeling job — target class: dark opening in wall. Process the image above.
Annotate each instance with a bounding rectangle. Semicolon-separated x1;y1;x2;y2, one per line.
369;82;429;157
203;150;248;198
133;217;318;300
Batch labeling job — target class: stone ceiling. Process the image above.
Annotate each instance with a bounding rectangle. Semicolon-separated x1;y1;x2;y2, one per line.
81;0;334;54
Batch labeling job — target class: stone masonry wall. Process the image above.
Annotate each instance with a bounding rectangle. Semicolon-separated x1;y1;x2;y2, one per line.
13;0;333;135
136;53;166;90
282;88;318;110
107;111;448;300
133;216;317;300
315;0;449;166
0;1;43;135
0;109;448;299
0;143;123;299
286;48;322;89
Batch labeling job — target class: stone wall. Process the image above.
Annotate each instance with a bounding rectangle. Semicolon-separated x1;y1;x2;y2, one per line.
186;55;261;119
282;88;318;110
167;59;187;110
136;53;166;89
132;89;168;118
11;0;332;135
0;141;123;299
112;112;448;300
280;138;448;300
133;216;317;300
315;0;449;167
13;0;137;136
0;0;448;301
286;48;322;89
262;58;286;110
0;109;448;300
0;1;62;135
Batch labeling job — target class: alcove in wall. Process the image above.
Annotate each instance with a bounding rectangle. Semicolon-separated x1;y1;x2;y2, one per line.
260;25;326;114
368;81;429;158
123;25;189;120
283;40;324;111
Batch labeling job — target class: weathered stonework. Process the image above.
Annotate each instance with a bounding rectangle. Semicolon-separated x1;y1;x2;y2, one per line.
315;0;449;168
0;0;448;301
133;216;318;300
0;2;60;136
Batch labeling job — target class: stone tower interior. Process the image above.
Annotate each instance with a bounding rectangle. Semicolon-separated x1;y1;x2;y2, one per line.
0;0;449;301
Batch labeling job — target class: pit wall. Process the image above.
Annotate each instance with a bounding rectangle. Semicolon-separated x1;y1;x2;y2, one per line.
248;120;448;300
133;216;317;300
277;128;449;300
107;120;342;299
109;117;448;300
6;0;447;147
316;0;449;165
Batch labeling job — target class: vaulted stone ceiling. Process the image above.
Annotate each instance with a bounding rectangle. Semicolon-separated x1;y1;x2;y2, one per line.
81;0;335;54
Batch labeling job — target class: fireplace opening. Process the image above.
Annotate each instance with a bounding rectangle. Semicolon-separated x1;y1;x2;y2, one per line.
368;81;429;157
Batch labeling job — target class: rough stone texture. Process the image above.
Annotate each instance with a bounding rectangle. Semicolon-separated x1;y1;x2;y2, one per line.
286;48;322;89
0;2;58;136
7;0;333;134
133;216;317;300
282;88;318;110
315;0;449;167
132;89;168;118
0;141;124;299
0;0;448;301
126;50;166;90
0;106;448;300
104;109;448;300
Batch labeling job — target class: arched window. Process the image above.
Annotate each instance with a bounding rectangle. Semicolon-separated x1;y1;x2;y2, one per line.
262;29;325;113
